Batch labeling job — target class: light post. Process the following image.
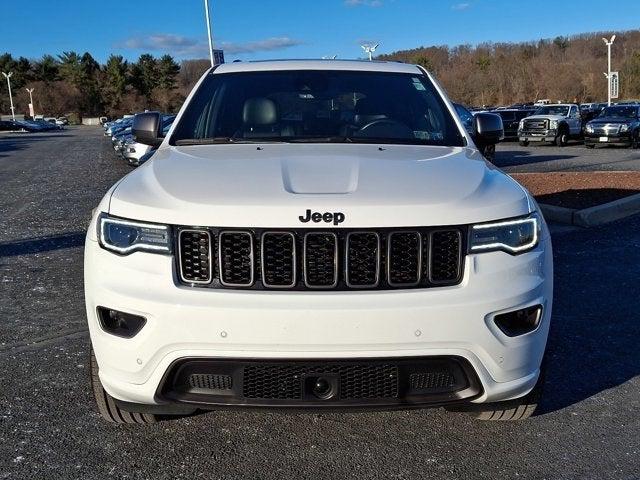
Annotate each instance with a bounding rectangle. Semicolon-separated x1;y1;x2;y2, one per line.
26;87;35;118
204;0;215;67
2;71;15;121
602;35;616;106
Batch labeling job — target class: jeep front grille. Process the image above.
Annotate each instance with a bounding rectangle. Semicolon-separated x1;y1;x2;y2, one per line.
175;226;466;291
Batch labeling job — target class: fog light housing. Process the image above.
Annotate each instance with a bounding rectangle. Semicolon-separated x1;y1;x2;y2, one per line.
97;307;146;338
494;305;543;337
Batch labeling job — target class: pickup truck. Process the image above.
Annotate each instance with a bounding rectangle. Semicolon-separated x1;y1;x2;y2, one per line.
518;103;582;146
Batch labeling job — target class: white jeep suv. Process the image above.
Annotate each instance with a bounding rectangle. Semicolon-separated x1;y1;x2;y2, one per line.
85;60;552;423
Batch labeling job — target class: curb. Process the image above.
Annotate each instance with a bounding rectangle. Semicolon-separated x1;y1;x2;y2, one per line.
539;192;640;227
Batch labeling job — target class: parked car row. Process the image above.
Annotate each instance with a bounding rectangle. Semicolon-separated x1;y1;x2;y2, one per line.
103;114;175;166
471;102;640;149
0;117;66;133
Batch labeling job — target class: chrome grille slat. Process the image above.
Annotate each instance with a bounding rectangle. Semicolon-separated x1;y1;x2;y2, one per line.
303;232;338;288
178;229;213;284
261;232;296;288
345;232;380;288
219;231;254;287
387;231;422;287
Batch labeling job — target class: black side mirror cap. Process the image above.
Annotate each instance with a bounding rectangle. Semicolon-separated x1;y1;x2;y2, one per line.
473;112;504;146
132;112;163;147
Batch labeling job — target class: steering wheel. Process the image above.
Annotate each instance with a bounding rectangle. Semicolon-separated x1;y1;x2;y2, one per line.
355;119;414;138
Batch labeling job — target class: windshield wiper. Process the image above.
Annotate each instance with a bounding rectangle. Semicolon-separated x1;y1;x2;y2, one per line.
174;137;268;145
282;136;353;143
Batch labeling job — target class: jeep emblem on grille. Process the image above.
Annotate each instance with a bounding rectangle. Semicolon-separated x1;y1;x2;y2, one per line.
299;209;345;225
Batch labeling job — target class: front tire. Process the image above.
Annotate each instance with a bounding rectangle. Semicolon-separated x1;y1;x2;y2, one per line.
519;140;529;147
446;363;545;421
555;127;569;147
631;130;640;149
90;347;158;424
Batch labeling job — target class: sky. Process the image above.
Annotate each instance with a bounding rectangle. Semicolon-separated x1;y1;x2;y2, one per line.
3;0;640;63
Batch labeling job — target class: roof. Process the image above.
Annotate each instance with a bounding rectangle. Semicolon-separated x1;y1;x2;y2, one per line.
214;59;422;75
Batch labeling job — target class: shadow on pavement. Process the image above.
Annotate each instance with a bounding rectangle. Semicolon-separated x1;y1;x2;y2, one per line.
494;149;578;168
0;232;85;257
0;133;70;158
537;215;640;415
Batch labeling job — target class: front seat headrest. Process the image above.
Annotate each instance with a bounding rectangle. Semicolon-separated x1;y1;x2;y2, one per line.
243;98;278;126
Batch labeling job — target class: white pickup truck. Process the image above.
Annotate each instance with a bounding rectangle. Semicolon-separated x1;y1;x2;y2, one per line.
518;103;582;146
85;60;552;424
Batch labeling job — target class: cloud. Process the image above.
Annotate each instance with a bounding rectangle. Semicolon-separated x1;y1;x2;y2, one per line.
451;2;471;10
345;0;383;7
118;34;303;58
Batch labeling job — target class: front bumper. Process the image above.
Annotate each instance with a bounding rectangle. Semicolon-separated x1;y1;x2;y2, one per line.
85;232;553;409
584;132;632;146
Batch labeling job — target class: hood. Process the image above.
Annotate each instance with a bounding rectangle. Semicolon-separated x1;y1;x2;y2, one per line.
108;144;532;228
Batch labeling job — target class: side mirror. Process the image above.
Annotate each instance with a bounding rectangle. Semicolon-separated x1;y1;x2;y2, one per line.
132;112;163;147
473;112;504;147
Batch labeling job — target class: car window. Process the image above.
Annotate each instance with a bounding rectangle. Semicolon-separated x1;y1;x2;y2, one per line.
598;106;639;119
171;70;465;147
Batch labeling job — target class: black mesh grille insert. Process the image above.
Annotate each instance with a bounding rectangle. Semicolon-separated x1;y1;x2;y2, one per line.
346;232;380;287
304;233;338;288
219;232;254;286
242;363;399;400
178;230;212;283
388;232;421;286
261;232;296;287
430;230;462;284
188;374;233;391
176;226;465;290
409;372;457;390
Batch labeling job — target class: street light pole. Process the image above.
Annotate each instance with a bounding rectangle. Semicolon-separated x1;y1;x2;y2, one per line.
602;35;616;106
2;72;16;121
26;88;35;118
204;0;215;67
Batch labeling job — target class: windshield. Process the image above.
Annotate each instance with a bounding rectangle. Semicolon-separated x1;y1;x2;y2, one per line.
534;106;570;116
171;70;464;147
598;106;639;119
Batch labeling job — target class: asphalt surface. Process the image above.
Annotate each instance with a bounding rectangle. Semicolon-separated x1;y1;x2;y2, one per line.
1;127;639;480
495;139;640;172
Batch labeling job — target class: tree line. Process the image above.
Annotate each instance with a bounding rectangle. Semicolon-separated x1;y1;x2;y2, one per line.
378;30;640;107
0;52;210;119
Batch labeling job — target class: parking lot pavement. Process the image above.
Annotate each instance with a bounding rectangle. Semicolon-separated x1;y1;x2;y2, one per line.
495;140;640;173
1;128;639;479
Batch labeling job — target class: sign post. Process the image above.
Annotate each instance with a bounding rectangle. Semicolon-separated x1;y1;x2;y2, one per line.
610;71;619;100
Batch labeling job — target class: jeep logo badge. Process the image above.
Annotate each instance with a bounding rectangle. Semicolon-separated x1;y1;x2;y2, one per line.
299;209;345;226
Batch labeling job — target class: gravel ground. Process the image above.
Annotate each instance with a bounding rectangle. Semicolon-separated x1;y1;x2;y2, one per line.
1;128;639;480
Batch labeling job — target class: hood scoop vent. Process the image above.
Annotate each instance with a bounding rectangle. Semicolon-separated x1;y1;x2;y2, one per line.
281;157;359;194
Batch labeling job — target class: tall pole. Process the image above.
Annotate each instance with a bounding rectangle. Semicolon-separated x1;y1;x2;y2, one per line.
603;35;616;106
26;88;35;118
204;0;215;67
2;72;15;121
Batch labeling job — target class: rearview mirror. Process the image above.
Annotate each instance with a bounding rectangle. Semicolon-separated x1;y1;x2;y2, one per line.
473;112;504;147
132;112;163;147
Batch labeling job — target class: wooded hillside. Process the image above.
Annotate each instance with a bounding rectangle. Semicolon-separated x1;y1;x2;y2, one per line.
377;30;640;106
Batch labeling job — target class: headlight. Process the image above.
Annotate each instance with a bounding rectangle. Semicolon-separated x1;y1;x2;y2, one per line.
518;120;525;129
549;120;558;129
586;124;594;133
470;214;540;254
98;214;171;255
620;124;629;132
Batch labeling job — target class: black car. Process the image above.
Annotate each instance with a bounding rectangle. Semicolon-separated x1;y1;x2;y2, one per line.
584;105;640;148
494;109;537;140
